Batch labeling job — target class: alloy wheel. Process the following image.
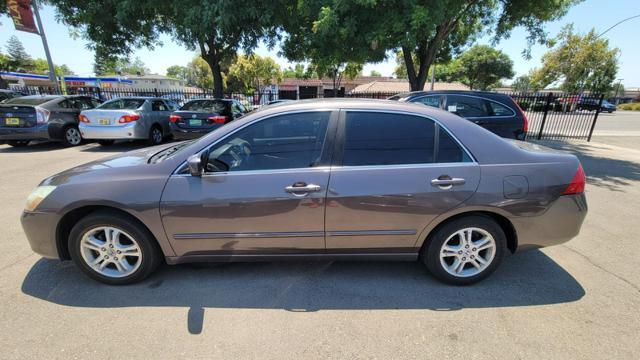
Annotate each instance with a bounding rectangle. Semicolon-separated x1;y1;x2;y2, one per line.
439;227;496;278
65;127;82;145
79;226;142;278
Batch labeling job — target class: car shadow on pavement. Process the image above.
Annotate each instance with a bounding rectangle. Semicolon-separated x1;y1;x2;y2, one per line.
22;250;584;334
0;141;64;153
78;140;155;153
533;140;640;192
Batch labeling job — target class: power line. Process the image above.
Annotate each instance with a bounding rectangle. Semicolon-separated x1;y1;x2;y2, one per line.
597;14;640;38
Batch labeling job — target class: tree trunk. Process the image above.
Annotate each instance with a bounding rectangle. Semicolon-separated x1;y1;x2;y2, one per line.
402;45;431;91
200;40;225;98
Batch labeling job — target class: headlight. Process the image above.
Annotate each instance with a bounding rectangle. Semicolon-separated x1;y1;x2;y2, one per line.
25;185;56;211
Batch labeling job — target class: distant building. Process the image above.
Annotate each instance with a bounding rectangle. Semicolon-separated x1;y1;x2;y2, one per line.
125;74;184;90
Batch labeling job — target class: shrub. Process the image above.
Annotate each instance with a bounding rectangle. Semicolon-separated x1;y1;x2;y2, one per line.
618;102;640;111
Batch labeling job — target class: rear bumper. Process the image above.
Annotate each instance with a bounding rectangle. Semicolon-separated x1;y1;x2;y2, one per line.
80;122;146;140
0;124;50;141
169;124;218;140
512;193;588;251
21;210;61;259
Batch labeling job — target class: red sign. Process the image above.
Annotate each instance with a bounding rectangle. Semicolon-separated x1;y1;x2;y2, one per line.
6;0;39;34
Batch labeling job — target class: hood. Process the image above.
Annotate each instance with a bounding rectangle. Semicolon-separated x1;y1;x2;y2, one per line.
41;144;174;187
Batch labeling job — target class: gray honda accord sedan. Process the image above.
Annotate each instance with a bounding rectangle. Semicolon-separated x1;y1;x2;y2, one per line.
21;99;587;285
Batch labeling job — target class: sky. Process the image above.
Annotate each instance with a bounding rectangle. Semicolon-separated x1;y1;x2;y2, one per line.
1;0;639;87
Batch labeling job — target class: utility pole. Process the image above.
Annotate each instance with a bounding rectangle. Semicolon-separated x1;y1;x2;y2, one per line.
31;0;59;92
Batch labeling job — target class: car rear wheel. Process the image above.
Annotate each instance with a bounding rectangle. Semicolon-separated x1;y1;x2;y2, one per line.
68;211;162;285
422;215;506;285
97;140;115;146
148;125;163;146
7;140;30;147
61;125;82;147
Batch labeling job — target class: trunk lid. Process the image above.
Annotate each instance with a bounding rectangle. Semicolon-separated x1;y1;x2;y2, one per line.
170;110;227;129
81;109;139;126
0;105;37;128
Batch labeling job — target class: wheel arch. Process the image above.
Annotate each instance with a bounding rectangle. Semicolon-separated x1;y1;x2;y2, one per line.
417;210;518;255
56;205;162;261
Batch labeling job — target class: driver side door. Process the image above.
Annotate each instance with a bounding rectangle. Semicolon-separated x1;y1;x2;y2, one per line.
160;110;337;257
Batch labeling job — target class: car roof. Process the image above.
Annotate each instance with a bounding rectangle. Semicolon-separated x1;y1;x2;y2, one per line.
396;90;514;99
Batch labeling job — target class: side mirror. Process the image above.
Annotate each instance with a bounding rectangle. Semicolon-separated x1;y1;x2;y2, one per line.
187;154;203;177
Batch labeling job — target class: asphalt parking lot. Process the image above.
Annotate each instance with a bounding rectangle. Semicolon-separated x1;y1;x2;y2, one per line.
1;112;639;359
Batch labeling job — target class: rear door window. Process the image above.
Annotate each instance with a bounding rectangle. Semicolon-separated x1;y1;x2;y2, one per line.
342;112;436;166
152;100;168;111
414;95;442;109
487;101;515;116
446;95;489;118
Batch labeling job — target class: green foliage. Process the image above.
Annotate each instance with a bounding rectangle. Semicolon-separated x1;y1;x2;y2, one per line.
4;36;34;72
511;74;537;92
455;45;514;90
291;0;579;91
47;0;286;96
186;57;214;90
283;64;310;79
93;56;149;76
369;70;382;77
166;65;189;83
228;54;282;93
531;25;619;94
32;59;75;76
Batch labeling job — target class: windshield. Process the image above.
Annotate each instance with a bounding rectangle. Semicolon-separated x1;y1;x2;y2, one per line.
98;98;146;110
3;96;56;105
180;100;226;112
148;140;195;164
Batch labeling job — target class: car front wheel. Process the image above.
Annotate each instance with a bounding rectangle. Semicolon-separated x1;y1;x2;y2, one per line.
68;211;162;285
422;215;506;285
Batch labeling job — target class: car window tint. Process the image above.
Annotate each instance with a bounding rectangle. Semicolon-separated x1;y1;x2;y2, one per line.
414;95;442;108
206;112;330;172
181;100;226;112
343;112;435;166
152;100;167;111
436;127;472;163
98;98;145;110
446;95;489;117
487;101;514;116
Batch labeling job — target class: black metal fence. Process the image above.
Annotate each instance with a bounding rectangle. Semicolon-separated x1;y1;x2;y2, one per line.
508;92;605;141
8;85;605;141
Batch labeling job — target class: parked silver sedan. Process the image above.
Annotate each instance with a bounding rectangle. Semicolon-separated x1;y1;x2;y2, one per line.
21;99;587;285
79;97;178;146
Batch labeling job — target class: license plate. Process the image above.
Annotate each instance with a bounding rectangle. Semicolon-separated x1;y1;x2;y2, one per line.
189;119;202;126
5;117;20;125
99;119;110;125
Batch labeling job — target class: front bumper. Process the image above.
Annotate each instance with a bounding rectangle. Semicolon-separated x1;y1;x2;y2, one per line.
0;124;50;141
512;193;588;251
80;122;146;140
21;210;61;259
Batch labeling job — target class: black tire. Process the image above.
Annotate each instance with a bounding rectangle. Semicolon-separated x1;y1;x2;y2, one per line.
97;140;115;146
68;210;162;285
7;140;30;147
148;125;163;146
61;125;83;147
421;215;506;285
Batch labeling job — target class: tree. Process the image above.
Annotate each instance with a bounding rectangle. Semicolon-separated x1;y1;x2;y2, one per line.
166;65;189;83
298;1;578;91
93;55;149;76
511;74;537;92
310;60;362;96
531;25;619;94
33;58;76;76
186;57;214;90
48;1;284;97
228;54;282;93
5;36;34;72
455;45;514;90
283;64;309;79
369;70;382;77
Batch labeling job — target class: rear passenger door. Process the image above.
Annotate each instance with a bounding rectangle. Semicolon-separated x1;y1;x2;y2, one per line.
151;100;171;133
444;95;517;138
325;111;480;253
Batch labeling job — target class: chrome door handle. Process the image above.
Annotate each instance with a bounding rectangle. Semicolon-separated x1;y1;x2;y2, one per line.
431;177;466;188
284;183;322;194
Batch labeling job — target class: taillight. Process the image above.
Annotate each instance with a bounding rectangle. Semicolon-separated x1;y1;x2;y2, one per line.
118;114;140;123
562;164;586;195
79;114;90;123
208;115;228;124
514;100;529;134
36;107;50;124
169;115;181;123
